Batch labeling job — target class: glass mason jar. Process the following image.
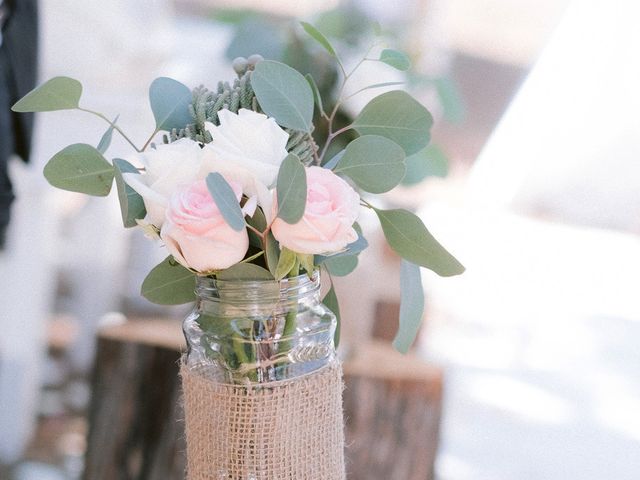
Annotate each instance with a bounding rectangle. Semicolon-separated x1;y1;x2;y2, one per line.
182;271;337;384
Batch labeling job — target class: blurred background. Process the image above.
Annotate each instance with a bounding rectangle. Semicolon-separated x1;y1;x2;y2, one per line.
1;0;639;479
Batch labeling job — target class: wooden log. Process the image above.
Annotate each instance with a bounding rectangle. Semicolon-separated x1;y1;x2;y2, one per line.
343;341;442;480
83;319;185;480
84;320;442;480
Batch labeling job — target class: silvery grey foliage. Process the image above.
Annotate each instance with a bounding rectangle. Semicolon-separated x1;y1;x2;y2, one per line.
165;56;317;166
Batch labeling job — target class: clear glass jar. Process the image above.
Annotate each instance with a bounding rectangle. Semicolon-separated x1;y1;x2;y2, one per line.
182;271;337;384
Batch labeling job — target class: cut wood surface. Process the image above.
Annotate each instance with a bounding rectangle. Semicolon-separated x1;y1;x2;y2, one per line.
84;319;442;480
343;341;442;480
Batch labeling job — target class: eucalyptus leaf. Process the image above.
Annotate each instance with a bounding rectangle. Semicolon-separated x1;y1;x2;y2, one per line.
275;247;297;280
206;173;245;231
300;22;337;57
353;90;433;155
298;253;315;277
44;144;114;196
265;232;281;277
217;263;274;280
322;284;341;347
435;76;465;124
393;261;425;353
334;135;406;193
315;226;368;263
225;19;285;61
324;255;358;276
322;149;344;170
379;49;411;71
276;153;307;224
251;60;314;131
247;208;267;247
113;158;146;228
12;76;82;112
97;115;119;154
402;144;449;186
149;77;193;132
305;73;324;114
374;208;465;277
141;257;196;305
354;81;406;93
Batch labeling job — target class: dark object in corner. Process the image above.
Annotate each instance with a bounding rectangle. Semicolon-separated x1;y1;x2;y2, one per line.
0;0;38;248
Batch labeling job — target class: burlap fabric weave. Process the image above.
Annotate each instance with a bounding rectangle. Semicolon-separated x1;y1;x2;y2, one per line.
181;361;346;480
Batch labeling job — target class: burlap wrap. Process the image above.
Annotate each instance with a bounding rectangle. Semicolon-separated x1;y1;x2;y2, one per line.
181;361;346;480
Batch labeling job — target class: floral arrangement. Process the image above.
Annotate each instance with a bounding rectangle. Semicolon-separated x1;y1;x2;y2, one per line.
13;23;464;352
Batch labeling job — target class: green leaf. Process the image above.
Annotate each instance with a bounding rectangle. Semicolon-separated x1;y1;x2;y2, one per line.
276;153;307;224
298;253;316;277
265;232;281;277
354;81;406;93
374;208;465;276
300;22;337;57
402;144;449;186
141;257;197;305
334;135;406;193
44;144;114;196
322;284;341;347
217;263;274;280
247;208;267;247
315;225;368;263
379;49;411;71
251;60;314;131
393;261;425;353
225;19;285;61
97;115;119;154
324;255;358;276
113;158;146;228
322;149;344;170
275;247;297;280
12;76;82;112
149;77;193;132
434;77;465;124
305;73;324;115
212;8;258;25
353;90;433;155
206;173;245;232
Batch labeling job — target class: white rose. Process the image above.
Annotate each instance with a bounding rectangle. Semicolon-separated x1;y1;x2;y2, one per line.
123;138;207;227
203;109;289;220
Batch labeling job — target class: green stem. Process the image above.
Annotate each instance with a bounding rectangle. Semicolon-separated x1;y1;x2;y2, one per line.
141;129;159;151
318;124;353;164
77;107;142;152
240;250;265;264
318;42;379;164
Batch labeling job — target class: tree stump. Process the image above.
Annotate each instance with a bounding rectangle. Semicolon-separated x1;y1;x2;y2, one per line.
83;319;185;480
84;320;442;480
343;341;442;480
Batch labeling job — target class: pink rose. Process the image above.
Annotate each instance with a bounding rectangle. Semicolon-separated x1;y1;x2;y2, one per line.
160;179;249;272
272;166;360;254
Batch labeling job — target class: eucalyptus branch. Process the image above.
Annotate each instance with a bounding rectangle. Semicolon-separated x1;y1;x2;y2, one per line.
343;81;406;102
360;198;375;209
141;130;159;151
318;41;382;164
240;250;265;264
318;124;353;163
246;224;266;240
77;107;141;152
